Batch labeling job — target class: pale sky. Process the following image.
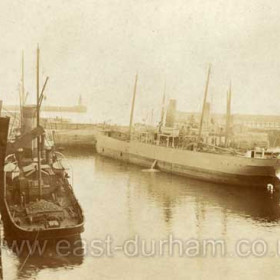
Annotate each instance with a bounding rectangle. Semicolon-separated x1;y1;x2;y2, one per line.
1;0;280;124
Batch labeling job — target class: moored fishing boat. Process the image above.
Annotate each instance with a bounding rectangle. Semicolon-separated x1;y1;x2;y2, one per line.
2;146;84;240
0;47;84;240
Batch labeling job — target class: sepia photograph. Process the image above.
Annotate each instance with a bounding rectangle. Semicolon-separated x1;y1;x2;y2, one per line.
1;0;280;279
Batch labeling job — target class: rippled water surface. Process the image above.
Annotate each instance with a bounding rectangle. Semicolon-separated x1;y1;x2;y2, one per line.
2;149;280;280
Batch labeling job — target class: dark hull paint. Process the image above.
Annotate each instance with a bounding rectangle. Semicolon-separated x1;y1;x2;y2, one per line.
0;200;84;241
0;117;84;241
0;182;85;240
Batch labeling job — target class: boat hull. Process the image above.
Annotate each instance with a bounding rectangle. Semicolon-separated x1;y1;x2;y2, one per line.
0;200;84;241
0;117;84;241
0;183;84;241
96;133;280;190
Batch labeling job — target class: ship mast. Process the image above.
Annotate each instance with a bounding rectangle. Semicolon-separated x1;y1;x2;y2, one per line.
21;50;25;107
128;74;138;140
19;51;25;129
198;65;211;141
225;82;232;146
160;80;166;125
36;45;42;199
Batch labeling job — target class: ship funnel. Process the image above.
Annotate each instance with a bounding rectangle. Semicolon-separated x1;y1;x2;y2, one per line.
21;105;37;153
22;105;37;134
165;99;177;128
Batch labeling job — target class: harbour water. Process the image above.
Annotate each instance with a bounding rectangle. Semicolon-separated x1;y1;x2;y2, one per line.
2;149;280;279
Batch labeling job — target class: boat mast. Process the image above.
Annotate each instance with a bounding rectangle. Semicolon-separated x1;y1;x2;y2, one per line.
160;80;166;125
36;45;42;199
20;50;25;128
198;65;211;141
225;82;232;146
128;74;138;140
22;51;25;105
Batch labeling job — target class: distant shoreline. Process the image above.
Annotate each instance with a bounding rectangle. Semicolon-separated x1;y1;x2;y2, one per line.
3;104;87;113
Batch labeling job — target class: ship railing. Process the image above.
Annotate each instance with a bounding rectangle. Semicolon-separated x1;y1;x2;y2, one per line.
131;132;247;156
53;151;74;187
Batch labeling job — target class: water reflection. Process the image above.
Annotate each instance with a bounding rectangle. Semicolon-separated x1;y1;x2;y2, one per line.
3;233;84;280
94;155;280;225
2;149;280;279
148;174;280;223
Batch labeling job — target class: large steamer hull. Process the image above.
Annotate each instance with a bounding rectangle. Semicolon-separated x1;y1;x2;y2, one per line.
96;134;280;190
